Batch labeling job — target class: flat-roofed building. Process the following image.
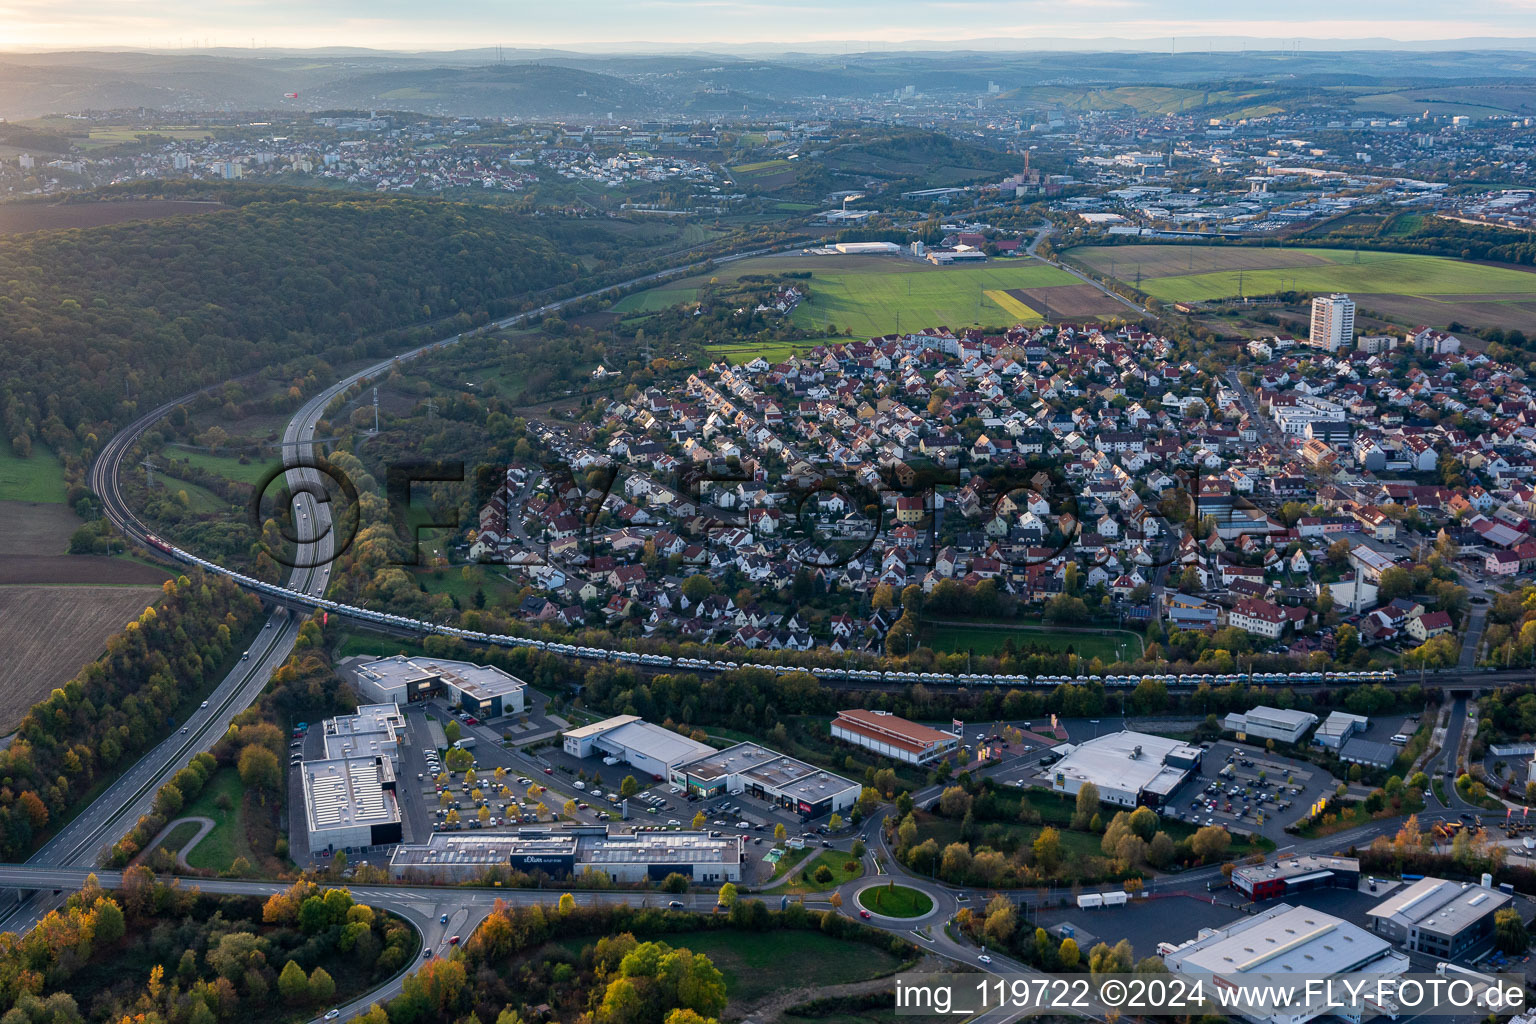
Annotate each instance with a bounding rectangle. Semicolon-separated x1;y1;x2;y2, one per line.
831;709;959;765
1366;877;1511;958
1232;855;1360;901
562;715;716;780
1163;903;1408;1024
302;755;402;854
353;655;526;717
672;742;859;819
1315;711;1369;750
1040;730;1202;809
1223;706;1317;745
323;703;407;764
389;826;742;884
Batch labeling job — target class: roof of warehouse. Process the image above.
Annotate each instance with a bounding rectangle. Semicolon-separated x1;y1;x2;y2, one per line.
597;720;716;766
1367;877;1511;935
1167;903;1393;976
303;755;399;832
1041;730;1201;795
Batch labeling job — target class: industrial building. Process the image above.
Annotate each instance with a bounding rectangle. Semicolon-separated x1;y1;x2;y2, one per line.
388;826;742;884
1231;855;1360;901
1366;877;1512;958
352;655;527;717
830;709;959;766
1222;706;1318;745
302;754;402;854
1339;737;1398;768
1163;903;1409;1024
322;703;407;765
1314;711;1369;751
671;742;859;819
299;703;409;855
1040;730;1202;809
562;715;716;779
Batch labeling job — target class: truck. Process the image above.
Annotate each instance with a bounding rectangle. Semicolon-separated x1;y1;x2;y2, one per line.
453;738;477;750
786;837;805;850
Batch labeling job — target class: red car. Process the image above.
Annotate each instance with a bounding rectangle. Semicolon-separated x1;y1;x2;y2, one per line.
449;935;461;945
543;768;553;775
859;910;871;919
465;717;478;725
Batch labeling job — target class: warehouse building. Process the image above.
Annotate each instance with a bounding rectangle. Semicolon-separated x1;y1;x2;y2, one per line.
352;655;527;717
1231;855;1360;901
672;743;859;819
1223;706;1318;745
388;826;742;884
1314;711;1369;751
831;709;959;765
1164;904;1408;1024
1366;877;1512;958
302;754;402;854
562;715;716;779
1041;730;1202;809
322;703;407;765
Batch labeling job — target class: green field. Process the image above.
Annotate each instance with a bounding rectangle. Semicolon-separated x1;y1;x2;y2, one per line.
560;929;903;1004
785;849;865;892
1069;245;1536;303
153;819;203;858
612;287;700;314
856;884;933;919
151;473;227;514
705;340;822;366
786;260;1076;337
0;439;66;503
161;447;270;486
179;768;253;871
920;622;1141;662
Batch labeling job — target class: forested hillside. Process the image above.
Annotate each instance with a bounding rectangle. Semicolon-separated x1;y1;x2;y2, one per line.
0;189;579;479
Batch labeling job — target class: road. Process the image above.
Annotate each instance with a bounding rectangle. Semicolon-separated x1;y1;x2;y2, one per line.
38;233;1521;1021
1025;223;1148;317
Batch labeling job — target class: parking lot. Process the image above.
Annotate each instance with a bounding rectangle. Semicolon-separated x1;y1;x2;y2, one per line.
1164;740;1341;841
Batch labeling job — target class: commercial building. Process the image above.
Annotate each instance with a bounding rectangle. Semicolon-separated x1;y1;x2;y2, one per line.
1223;706;1317;745
302;754;402;854
671;742;859;819
1309;293;1356;352
1314;711;1369;751
1041;730;1202;809
1339;738;1398;768
323;703;407;765
830;709;959;765
388;826;742;884
1231;855;1360;901
1163;903;1409;1024
1366;877;1512;958
352;655;526;717
562;715;716;779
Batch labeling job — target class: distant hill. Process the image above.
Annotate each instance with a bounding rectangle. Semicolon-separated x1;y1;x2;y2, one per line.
310;63;661;118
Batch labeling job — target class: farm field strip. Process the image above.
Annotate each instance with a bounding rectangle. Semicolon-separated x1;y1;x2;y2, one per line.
0;584;161;733
1068;244;1536;303
784;261;1080;337
983;289;1042;323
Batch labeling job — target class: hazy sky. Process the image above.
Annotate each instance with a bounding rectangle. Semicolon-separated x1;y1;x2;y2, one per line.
3;0;1533;51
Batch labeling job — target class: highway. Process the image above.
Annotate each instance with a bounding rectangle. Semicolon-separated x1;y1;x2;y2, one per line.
31;237;1527;1023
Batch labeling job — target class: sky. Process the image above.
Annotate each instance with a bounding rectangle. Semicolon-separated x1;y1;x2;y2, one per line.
2;0;1534;51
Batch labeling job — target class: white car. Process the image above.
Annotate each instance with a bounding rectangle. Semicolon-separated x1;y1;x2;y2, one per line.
324;1011;341;1022
200;701;208;708
977;954;993;965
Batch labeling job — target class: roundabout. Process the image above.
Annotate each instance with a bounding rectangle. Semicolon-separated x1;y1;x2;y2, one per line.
855;882;936;920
